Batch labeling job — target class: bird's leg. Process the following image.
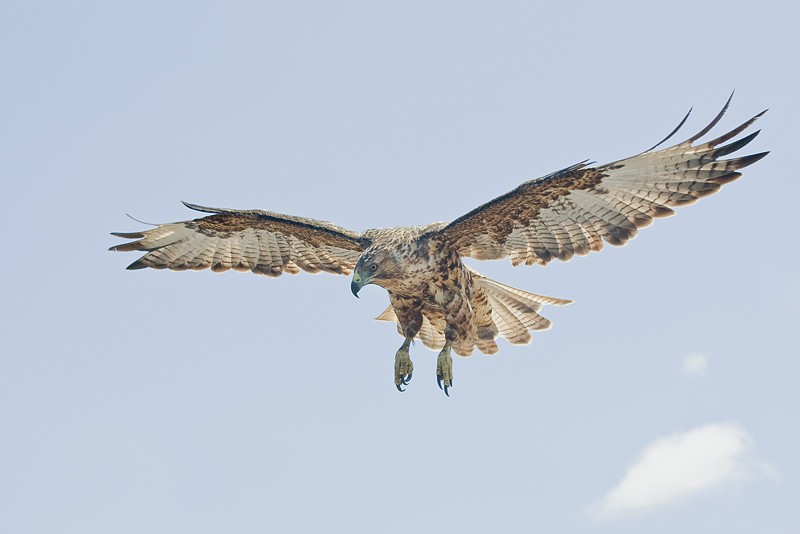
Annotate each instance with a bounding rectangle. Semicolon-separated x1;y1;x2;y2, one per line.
436;340;454;396
394;336;414;392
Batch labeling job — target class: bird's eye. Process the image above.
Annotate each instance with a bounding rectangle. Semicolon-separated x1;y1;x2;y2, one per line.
369;263;378;271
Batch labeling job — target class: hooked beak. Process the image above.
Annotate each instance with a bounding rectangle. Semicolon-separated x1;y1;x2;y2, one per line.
351;273;363;298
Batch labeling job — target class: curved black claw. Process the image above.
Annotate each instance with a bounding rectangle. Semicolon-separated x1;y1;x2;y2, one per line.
396;383;406;392
436;374;452;396
400;373;412;385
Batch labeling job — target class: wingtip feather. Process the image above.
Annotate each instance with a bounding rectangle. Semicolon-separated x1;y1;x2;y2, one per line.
685;92;734;144
645;106;693;152
109;241;146;252
126;260;149;270
110;231;145;239
181;201;221;214
734;151;769;169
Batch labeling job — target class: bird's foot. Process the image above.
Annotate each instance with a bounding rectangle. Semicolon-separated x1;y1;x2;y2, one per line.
436;344;453;396
394;347;414;392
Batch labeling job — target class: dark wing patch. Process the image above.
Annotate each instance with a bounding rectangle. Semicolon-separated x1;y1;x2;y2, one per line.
434;99;768;266
110;202;368;276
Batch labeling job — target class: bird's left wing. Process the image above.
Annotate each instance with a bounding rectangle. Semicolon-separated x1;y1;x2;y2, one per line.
433;98;768;266
110;202;368;276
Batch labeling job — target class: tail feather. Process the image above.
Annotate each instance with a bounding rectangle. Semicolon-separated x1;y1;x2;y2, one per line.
475;276;573;307
485;294;532;345
419;312;447;351
487;288;552;331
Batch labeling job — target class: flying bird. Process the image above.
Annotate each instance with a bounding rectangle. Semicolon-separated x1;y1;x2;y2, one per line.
110;97;767;395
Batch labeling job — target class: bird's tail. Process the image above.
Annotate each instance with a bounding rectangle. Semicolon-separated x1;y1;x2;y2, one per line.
375;271;571;356
471;273;572;354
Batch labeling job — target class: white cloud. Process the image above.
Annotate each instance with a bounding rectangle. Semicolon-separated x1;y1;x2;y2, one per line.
592;423;775;520
683;352;709;376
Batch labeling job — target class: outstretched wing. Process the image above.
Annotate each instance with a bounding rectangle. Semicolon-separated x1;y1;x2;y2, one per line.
110;202;368;276
434;97;768;266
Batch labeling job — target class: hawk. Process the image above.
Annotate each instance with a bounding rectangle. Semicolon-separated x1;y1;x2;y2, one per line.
110;97;767;395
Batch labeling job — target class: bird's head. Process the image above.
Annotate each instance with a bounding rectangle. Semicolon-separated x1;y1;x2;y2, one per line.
350;249;400;297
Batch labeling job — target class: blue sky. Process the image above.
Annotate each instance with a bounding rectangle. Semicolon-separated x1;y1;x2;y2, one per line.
1;2;797;533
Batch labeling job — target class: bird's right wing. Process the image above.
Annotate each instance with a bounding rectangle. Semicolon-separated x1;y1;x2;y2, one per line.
433;97;768;266
110;202;369;276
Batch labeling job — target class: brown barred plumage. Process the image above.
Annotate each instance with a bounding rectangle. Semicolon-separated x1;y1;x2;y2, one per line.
111;96;767;395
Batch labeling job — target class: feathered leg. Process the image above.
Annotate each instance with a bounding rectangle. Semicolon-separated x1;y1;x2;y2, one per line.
390;295;423;392
435;282;474;396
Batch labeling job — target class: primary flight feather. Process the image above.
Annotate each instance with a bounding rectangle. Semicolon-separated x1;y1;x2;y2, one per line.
110;96;767;395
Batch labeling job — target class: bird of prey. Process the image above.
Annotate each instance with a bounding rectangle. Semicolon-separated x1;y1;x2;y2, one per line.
110;97;767;396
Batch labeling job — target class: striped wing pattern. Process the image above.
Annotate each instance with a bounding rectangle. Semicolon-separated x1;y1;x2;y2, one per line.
109;202;367;277
436;98;768;266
